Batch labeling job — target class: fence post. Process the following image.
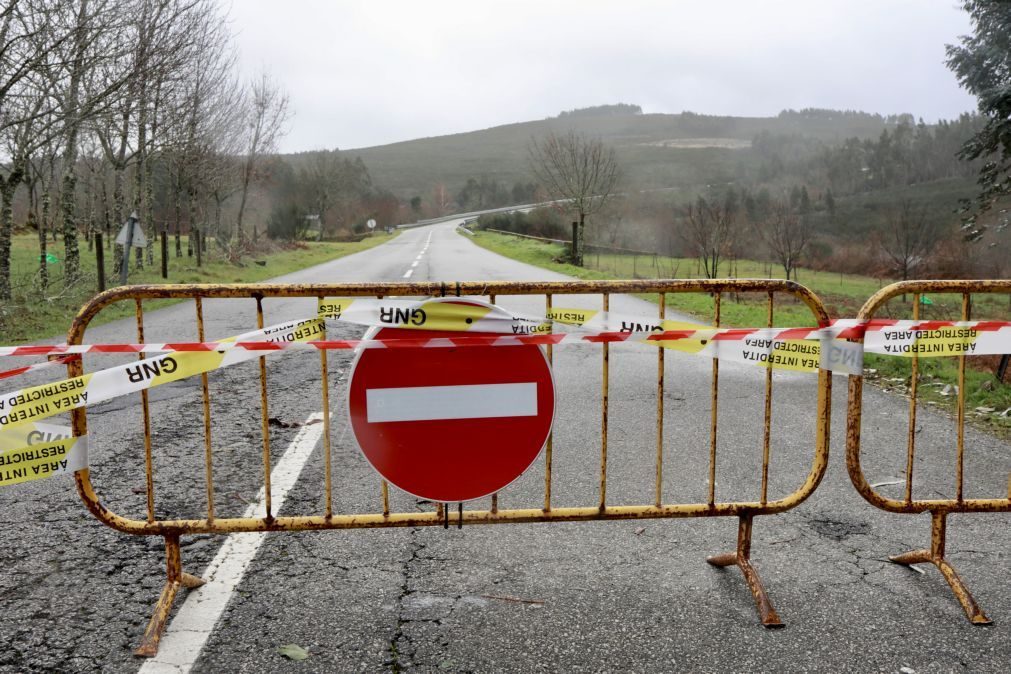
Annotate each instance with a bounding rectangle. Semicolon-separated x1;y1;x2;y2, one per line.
95;232;105;292
161;228;168;279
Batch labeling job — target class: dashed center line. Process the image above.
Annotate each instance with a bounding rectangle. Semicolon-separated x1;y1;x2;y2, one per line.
401;230;433;279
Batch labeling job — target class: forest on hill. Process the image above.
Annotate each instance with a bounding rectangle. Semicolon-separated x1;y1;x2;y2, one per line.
345;104;1006;280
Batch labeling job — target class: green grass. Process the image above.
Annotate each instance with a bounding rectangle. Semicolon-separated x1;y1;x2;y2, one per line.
1;231;396;344
470;229;1011;437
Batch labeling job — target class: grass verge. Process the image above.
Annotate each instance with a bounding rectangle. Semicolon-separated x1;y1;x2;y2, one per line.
2;231;395;344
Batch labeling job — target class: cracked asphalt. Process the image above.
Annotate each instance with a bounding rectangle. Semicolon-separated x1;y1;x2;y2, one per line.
1;220;1008;673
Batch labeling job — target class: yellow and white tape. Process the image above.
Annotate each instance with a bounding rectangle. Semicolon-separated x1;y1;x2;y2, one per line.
0;429;86;488
318;297;552;335
0;318;323;432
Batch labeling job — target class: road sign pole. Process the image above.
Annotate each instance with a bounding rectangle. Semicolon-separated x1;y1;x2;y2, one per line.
120;215;135;285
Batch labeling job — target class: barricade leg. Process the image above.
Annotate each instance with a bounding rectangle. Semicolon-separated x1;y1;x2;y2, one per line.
135;534;206;657
889;511;991;625
706;514;784;627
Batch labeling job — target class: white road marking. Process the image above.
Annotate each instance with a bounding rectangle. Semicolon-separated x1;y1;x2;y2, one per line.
366;382;538;423
138;413;326;674
411;260;419;268
403;269;414;278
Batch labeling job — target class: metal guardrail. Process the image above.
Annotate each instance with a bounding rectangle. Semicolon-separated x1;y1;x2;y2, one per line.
846;279;1011;625
66;279;832;655
483;228;659;257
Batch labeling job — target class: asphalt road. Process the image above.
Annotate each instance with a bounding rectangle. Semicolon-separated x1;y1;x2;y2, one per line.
1;220;1008;673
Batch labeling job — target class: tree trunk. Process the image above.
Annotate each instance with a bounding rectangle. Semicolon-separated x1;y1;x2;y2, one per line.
60;0;92;283
0;181;17;301
575;211;586;266
189;190;201;266
34;209;47;293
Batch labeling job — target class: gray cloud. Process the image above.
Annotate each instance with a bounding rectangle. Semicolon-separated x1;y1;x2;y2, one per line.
228;0;977;152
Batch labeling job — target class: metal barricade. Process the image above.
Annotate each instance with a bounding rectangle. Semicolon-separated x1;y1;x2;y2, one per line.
65;279;832;655
846;280;1011;625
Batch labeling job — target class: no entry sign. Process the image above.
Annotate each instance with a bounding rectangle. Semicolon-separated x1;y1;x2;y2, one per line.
347;299;555;502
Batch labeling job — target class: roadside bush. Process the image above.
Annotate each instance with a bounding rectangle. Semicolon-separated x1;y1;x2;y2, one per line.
476;207;567;239
266;202;309;240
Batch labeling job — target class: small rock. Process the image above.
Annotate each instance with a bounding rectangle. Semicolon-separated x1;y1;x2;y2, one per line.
975;406;996;414
940;384;953;396
999;407;1011;418
899;667;916;674
980;380;994;392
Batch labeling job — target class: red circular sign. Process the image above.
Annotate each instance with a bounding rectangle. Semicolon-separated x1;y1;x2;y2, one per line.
347;300;555;502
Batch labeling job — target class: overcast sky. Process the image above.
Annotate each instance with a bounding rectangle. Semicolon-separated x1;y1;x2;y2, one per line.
227;1;978;153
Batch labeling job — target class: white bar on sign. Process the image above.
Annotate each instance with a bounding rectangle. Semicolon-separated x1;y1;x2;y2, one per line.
366;383;537;423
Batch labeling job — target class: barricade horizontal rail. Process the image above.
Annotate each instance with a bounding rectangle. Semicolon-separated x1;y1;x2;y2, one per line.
59;279;832;655
846;279;1011;625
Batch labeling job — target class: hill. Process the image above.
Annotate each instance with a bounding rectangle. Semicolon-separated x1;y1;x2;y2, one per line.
332;108;911;199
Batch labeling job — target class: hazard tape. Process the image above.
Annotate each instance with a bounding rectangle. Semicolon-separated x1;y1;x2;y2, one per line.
1;311;1008;393
0;354;79;381
832;319;1011;358
0;421;73;450
0;318;323;432
0;424;86;488
318;297;553;335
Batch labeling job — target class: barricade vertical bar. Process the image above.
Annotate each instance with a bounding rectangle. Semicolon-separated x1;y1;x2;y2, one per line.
319;296;333;519
655;292;665;507
544;293;553;512
760;292;774;506
905;294;921;504
255;297;273;519
136;299;155;524
490;292;499;515
377;292;390;517
600;292;610;510
708;292;722;507
956;293;968;503
194;298;215;521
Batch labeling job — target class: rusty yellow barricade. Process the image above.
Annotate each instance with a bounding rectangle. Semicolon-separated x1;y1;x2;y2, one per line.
65;279;832;656
846;280;1011;625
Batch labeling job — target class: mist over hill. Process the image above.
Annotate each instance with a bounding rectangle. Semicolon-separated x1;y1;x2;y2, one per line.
329;107;918;199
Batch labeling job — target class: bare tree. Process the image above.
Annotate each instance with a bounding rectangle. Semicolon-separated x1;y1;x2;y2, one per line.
879;198;943;282
235;70;290;246
528;130;620;266
751;199;813;280
50;0;138;281
677;194;737;279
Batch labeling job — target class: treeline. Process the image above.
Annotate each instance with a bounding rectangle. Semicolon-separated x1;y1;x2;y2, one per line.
454;177;538;212
752;115;986;193
556;103;642;118
267;151;397;240
776;108;915;124
0;0;300;302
